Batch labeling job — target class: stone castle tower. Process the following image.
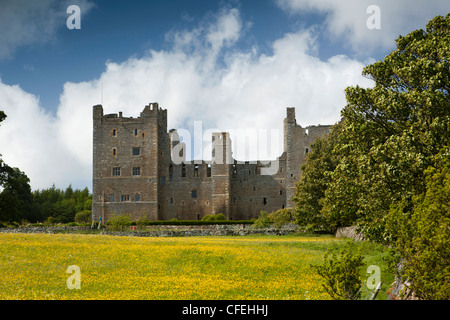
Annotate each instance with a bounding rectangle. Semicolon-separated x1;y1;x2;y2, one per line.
92;103;331;222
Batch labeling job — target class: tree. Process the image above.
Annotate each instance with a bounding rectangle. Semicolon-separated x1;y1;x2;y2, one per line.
387;149;450;299
322;14;450;242
0;165;33;223
0;111;34;223
292;122;344;232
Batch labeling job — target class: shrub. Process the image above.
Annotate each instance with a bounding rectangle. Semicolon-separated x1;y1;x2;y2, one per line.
269;208;294;229
74;210;92;224
313;242;365;300
108;214;132;231
252;211;272;229
135;215;150;231
201;213;227;221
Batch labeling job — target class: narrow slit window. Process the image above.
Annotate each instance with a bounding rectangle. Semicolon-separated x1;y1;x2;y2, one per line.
194;164;199;177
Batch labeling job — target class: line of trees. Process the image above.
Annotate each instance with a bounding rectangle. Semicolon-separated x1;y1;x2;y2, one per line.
292;14;449;299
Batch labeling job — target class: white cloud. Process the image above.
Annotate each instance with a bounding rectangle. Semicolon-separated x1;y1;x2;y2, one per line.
0;7;374;190
0;0;95;60
276;0;450;54
0;80;89;190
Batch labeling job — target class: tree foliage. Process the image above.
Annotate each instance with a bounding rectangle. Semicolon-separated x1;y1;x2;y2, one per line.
31;185;92;223
313;242;365;300
292;14;449;299
386;149;450;299
294;14;450;243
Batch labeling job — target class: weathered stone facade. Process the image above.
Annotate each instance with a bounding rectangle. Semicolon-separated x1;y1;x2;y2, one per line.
92;103;330;222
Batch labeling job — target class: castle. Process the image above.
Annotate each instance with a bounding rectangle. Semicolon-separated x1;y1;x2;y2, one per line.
92;103;331;222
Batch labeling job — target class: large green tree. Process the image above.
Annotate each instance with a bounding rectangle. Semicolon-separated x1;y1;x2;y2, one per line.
387;149;450;299
321;14;450;242
0;111;34;223
292;121;344;232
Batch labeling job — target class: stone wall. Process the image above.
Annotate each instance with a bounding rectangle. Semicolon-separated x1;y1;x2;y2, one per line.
0;224;298;237
335;226;365;241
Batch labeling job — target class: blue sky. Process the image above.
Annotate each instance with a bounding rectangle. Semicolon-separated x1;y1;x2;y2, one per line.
0;0;334;114
0;0;448;190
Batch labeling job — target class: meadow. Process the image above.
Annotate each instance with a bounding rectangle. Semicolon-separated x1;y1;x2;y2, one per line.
0;233;392;300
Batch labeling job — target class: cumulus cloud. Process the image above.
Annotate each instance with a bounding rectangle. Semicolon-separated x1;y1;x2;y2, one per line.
0;80;89;189
0;6;374;190
276;0;450;54
0;0;95;60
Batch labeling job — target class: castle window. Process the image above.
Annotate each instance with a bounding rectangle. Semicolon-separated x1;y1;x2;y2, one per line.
134;194;141;202
132;147;140;156
121;194;130;202
263;197;267;205
194;164;199;177
191;189;197;198
134;129;138;136
181;164;186;177
280;190;283;195
109;194;115;202
111;129;117;137
169;164;173;181
305;147;309;154
112;167;121;176
207;164;211;177
170;197;173;204
132;167;140;176
112;148;117;156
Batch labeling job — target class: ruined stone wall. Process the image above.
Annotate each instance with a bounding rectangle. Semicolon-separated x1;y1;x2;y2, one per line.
93;103;331;222
230;158;287;220
284;107;331;208
159;161;213;220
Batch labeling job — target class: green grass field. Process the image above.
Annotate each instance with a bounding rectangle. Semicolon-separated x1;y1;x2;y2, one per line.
0;233;393;300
